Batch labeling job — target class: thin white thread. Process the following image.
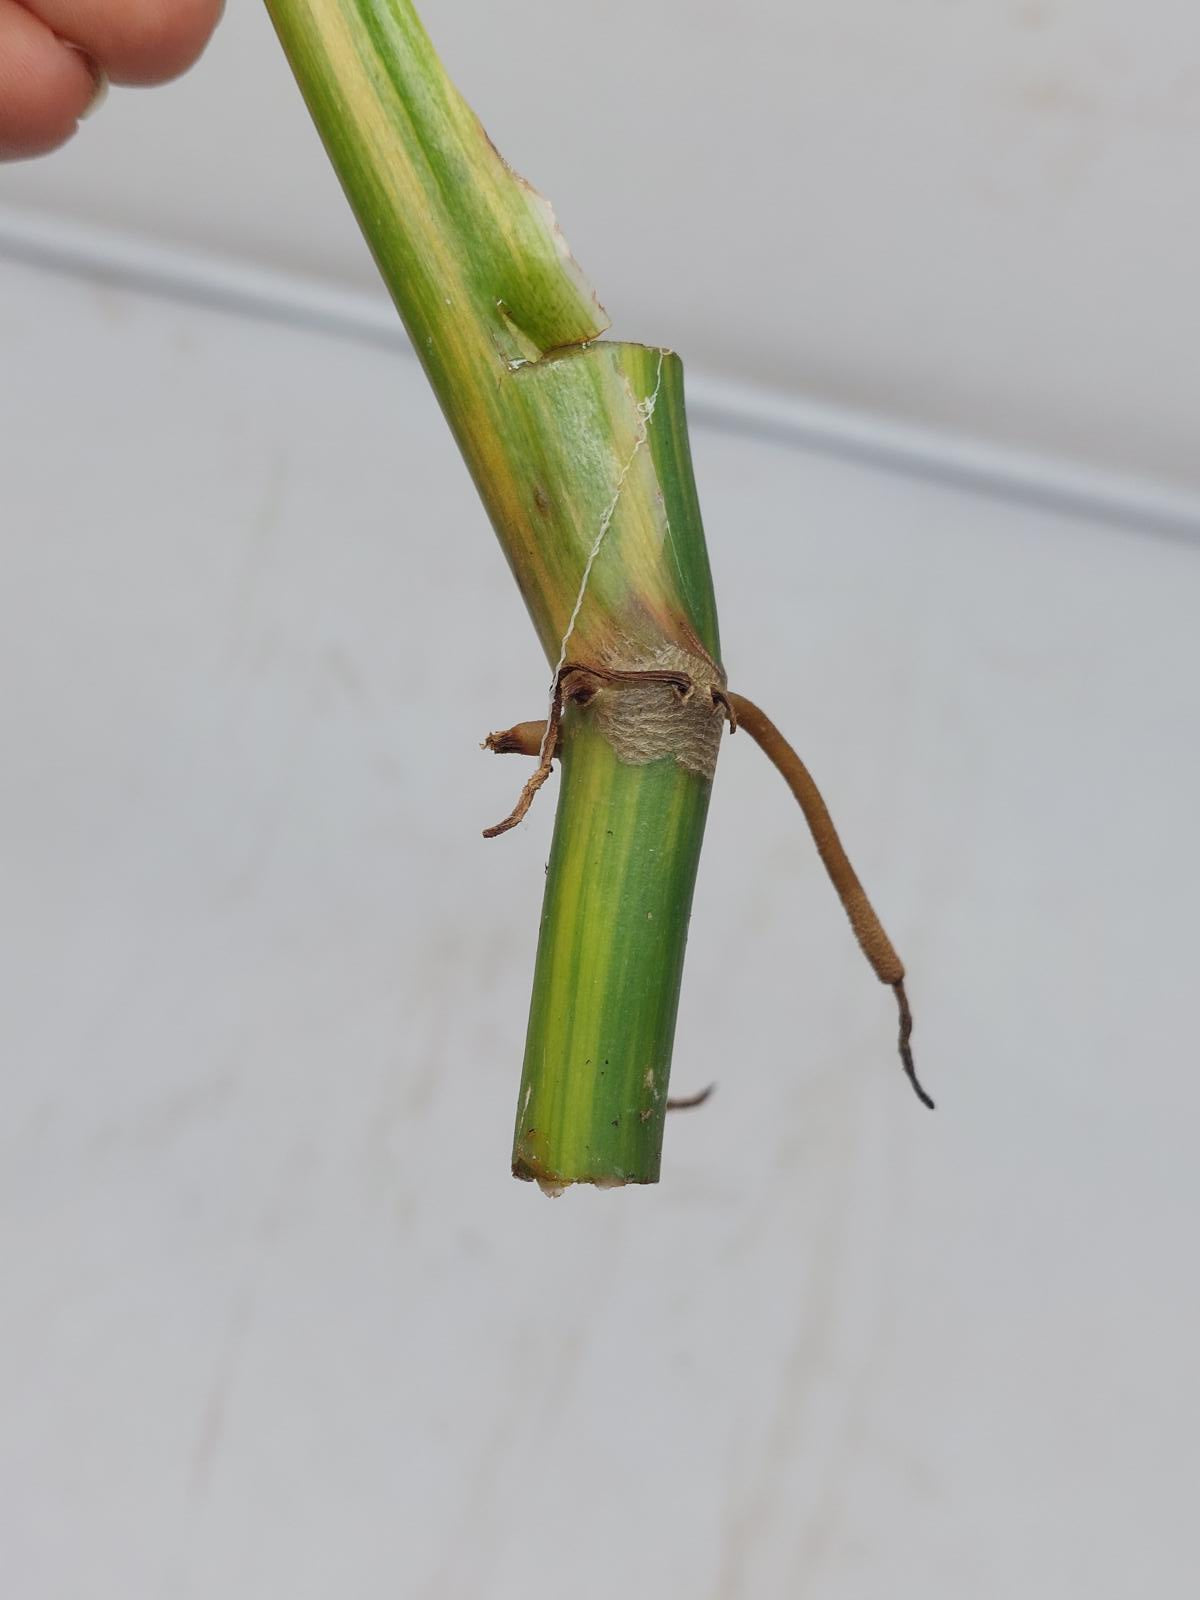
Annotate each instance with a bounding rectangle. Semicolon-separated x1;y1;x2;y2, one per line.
538;351;666;764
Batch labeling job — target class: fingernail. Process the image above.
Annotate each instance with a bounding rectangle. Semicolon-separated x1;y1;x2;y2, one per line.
80;58;108;121
61;42;108;121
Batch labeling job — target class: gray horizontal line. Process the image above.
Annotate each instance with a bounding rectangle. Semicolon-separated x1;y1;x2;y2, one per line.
3;204;1197;542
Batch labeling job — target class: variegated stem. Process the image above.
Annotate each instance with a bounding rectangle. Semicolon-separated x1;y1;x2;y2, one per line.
265;0;726;1184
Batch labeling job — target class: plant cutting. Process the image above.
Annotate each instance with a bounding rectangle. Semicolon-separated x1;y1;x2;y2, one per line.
264;0;933;1191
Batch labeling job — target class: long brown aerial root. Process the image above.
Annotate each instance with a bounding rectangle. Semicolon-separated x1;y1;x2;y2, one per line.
727;692;934;1110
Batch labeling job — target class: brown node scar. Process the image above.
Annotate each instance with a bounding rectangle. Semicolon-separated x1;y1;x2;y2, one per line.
726;693;933;1110
481;662;724;838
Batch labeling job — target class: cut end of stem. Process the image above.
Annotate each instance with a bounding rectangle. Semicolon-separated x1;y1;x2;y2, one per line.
512;1156;656;1192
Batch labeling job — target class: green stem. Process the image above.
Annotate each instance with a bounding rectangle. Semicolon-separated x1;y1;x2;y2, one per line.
265;0;725;1185
516;716;712;1191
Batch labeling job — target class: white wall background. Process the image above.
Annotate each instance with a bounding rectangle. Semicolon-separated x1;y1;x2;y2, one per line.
3;4;1199;1595
3;247;1200;1599
1;0;1198;487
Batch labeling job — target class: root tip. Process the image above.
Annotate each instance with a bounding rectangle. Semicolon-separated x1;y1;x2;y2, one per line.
893;979;934;1110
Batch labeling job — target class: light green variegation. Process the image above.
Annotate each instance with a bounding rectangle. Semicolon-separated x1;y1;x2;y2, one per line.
266;0;726;1185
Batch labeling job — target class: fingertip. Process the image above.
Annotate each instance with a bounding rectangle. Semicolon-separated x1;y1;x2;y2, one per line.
0;0;97;159
32;0;225;86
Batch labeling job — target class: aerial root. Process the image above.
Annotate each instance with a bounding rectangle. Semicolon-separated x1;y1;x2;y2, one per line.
727;692;934;1110
481;669;573;839
666;1083;716;1111
483;720;553;759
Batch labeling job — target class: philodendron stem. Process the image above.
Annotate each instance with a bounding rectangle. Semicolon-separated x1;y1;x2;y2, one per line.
265;0;929;1189
265;0;727;1186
